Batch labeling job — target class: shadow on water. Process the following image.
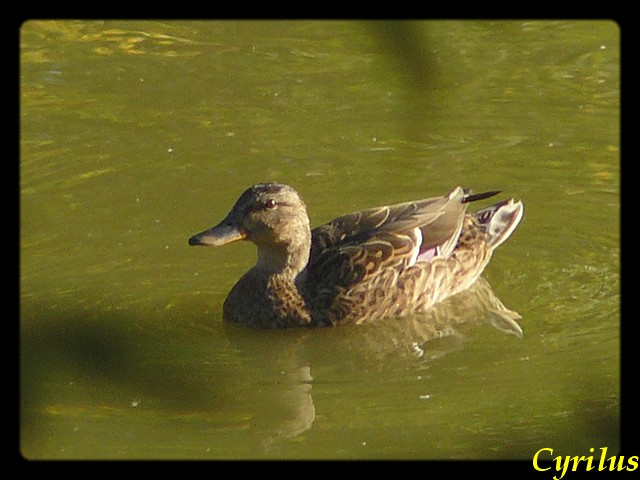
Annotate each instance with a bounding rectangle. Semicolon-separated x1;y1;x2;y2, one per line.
21;275;525;458
364;20;439;143
366;21;436;90
20;303;233;457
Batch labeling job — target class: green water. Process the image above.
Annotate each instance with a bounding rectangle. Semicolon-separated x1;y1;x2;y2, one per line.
20;20;619;460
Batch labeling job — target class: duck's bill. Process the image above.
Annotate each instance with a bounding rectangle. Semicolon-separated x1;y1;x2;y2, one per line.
189;223;246;246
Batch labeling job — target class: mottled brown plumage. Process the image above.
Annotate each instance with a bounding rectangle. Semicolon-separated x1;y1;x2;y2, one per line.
189;184;523;328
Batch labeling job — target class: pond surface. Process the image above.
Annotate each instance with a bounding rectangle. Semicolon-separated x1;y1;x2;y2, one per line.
20;20;619;460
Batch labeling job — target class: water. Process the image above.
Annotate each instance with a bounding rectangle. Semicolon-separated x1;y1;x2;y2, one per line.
20;20;619;459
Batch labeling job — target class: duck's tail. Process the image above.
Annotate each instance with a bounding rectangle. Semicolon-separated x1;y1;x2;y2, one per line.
462;189;502;204
472;198;524;249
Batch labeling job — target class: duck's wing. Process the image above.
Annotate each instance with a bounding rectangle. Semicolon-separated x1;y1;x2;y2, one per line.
309;187;472;270
307;187;473;293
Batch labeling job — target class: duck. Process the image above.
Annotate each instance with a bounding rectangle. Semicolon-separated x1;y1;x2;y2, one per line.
189;183;523;328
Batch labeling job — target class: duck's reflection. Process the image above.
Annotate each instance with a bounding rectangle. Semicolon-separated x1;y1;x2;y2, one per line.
254;365;315;453
223;277;522;451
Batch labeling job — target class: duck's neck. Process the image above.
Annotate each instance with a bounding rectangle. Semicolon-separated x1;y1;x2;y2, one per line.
255;240;311;278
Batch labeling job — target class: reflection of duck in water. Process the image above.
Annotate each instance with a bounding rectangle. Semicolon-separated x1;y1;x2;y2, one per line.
190;184;523;328
351;276;524;363
222;276;524;451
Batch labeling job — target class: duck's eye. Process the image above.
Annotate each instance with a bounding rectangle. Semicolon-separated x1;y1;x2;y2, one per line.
264;198;277;209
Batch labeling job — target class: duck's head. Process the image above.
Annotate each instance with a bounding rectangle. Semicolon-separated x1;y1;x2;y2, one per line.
189;183;311;272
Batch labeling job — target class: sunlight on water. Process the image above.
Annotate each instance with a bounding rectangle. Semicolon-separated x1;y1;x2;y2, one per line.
21;20;619;460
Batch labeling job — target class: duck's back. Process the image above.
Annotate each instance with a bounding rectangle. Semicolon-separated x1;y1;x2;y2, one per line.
304;188;523;326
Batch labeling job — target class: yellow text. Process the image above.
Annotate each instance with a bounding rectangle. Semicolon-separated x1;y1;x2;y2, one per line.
533;447;638;480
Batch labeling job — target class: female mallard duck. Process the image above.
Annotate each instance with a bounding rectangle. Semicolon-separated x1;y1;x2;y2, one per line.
189;183;523;328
